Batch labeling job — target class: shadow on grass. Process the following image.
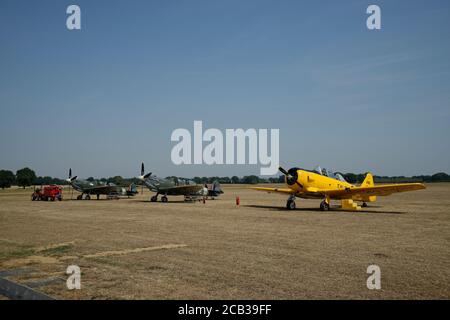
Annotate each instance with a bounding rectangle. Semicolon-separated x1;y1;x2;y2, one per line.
135;200;200;204
243;205;406;215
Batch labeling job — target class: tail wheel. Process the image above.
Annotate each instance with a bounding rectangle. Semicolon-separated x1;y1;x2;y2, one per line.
286;199;296;210
320;200;330;211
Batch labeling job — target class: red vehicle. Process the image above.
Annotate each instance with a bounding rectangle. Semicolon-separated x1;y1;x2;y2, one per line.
31;185;63;201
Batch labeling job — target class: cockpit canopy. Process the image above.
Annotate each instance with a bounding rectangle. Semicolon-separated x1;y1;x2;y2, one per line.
312;166;347;182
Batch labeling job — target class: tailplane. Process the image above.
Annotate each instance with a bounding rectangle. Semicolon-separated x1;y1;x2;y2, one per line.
361;172;374;187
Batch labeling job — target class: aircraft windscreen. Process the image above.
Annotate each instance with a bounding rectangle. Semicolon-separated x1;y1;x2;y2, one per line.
312;166;345;180
313;165;322;175
313;166;332;177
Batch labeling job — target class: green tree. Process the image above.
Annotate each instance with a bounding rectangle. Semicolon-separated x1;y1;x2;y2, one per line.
0;170;15;189
34;176;53;185
193;177;202;184
242;175;260;184
431;172;450;182
107;176;124;185
218;177;231;184
16;167;37;188
231;176;240;184
343;173;357;183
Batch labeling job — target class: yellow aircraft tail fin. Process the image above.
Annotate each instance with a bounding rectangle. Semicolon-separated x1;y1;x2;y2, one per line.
361;172;374;187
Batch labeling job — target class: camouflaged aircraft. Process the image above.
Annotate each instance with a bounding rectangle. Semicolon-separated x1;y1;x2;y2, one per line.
66;168;138;200
137;163;223;202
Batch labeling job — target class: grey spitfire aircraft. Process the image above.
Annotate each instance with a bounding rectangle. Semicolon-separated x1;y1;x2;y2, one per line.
66;169;138;200
137;163;223;202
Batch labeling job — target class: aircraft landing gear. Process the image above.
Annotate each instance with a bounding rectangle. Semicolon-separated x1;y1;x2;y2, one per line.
286;195;296;210
320;199;330;211
150;194;158;202
97;194;100;200
161;196;168;203
362;202;368;208
77;194;83;200
85;194;91;200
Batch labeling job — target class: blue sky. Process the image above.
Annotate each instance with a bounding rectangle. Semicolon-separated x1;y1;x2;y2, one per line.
1;0;449;178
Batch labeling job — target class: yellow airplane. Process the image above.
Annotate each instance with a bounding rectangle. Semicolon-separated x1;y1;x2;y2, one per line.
252;166;426;211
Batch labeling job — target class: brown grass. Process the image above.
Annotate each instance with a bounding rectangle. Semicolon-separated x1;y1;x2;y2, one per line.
0;184;449;299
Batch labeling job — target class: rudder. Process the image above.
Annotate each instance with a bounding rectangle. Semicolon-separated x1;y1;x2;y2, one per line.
361;172;374;187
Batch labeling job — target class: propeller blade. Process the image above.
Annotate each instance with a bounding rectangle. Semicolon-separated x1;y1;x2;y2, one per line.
143;172;152;179
140;163;145;195
71;176;77;182
69;168;72;179
279;166;289;176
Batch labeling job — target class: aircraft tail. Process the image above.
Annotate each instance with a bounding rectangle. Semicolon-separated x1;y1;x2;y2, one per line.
127;183;138;196
213;180;224;194
361;172;374;187
206;180;224;196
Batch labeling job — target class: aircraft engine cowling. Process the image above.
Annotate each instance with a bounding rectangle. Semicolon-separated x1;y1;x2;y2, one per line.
279;166;303;189
286;168;300;186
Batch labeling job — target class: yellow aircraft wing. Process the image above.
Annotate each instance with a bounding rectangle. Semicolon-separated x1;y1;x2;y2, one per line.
318;183;426;199
251;187;296;195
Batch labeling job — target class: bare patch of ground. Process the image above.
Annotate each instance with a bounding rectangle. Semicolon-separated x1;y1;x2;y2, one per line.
0;184;449;299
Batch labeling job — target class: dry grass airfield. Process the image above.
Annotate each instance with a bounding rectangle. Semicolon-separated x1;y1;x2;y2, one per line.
1;183;449;299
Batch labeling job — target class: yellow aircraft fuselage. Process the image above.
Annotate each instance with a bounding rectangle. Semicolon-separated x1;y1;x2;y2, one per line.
286;169;376;202
253;166;425;211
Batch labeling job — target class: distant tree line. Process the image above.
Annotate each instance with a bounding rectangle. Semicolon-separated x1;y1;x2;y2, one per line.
1;167;450;189
341;172;450;184
191;176;285;184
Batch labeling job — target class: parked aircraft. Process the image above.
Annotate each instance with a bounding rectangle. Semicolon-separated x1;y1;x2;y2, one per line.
253;165;426;211
138;163;223;202
66;169;138;200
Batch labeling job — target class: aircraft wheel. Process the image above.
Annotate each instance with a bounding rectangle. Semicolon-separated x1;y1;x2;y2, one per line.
85;195;91;200
320;200;330;211
161;196;168;203
150;195;158;202
77;195;83;200
286;199;296;210
362;202;368;208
